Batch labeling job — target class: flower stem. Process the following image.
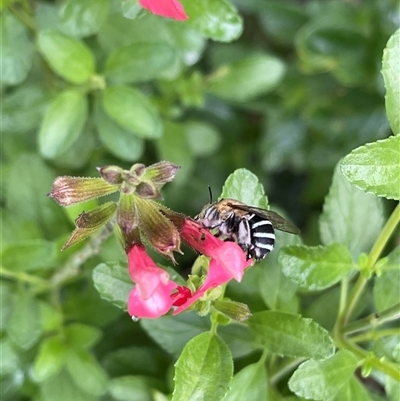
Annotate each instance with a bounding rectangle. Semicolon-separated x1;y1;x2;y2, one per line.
0;266;49;289
342;302;400;335
350;327;400;343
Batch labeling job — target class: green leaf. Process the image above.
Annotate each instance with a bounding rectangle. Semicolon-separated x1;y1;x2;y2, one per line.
40;301;63;332
94;100;144;161
141;313;210;357
382;28;400;134
208;53;286;101
172;332;233;401
108;376;153;401
1;240;57;271
0;12;33;85
1;84;49;135
7;286;42;350
156;121;195;186
6;153;68;237
320;162;385;260
65;348;108;397
340;136;400;200
373;269;400;312
60;0;110;38
185;121;221;157
92;262;132;310
278;243;354;291
105;43;176;84
0;282;14;331
0;339;19;376
32;336;67;382
38;89;88;159
248;311;335;359
41;369;97;401
64;323;102;349
102;86;162;139
220;168;269;208
327;377;373;401
222;362;268;401
218;323;261;359
288;350;358;400
181;0;242;42
37;30;95;84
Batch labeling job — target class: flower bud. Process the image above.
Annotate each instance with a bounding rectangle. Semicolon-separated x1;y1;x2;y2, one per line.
62;201;117;250
48;176;119;206
97;165;123;185
213;299;252;322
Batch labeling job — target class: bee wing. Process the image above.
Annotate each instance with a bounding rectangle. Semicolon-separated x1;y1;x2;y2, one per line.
228;203;301;235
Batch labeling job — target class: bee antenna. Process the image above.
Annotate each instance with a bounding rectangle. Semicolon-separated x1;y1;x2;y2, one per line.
208;185;213;203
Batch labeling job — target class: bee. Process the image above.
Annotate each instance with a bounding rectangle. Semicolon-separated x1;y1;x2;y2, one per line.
195;198;300;261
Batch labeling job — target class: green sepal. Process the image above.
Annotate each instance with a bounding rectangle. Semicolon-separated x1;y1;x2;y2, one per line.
117;193;139;235
48;176;119;206
134;197;181;261
62;202;117;250
214;299;252;322
142;161;181;187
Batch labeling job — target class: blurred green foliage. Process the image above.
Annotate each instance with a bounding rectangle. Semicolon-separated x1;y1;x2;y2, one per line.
1;0;399;400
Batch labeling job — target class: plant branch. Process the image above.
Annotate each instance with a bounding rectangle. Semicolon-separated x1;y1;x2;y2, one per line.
350;328;400;343
51;223;114;288
269;357;306;385
342;302;400;335
0;266;49;289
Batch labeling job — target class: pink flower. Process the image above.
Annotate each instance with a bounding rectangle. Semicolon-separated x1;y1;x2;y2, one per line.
127;244;177;318
139;0;188;20
127;219;252;319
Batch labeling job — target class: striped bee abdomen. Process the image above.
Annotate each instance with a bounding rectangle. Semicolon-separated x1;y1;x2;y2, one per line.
248;214;275;260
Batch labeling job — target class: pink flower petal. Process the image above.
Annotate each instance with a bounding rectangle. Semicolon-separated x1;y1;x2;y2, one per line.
139;0;188;20
128;280;177;318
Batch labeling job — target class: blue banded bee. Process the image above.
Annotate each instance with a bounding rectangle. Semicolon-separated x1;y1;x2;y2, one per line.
195;198;300;261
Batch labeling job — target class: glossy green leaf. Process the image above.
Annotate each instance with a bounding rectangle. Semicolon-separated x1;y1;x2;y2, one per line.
108;376;153;401
92;262;132;310
172;332;233;401
41;369;97;401
288;350;358;400
32;336;67;382
327;377;373;401
95;100;144;161
278;243;354;291
208;53;286;101
222;362;268;401
141;313;210;357
0;13;33;85
66;348;108;396
64;323;102;349
105;43;176;84
181;0;242;42
37;30;95;83
60;0;110;38
185;121;221;156
98;13;204;66
221;168;269;208
7;287;42;350
373;269;400;312
382;28;400;134
248;311;335;359
341;136;400;200
102;86;162;139
320;162;385;260
38;89;88;159
1;240;57;271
